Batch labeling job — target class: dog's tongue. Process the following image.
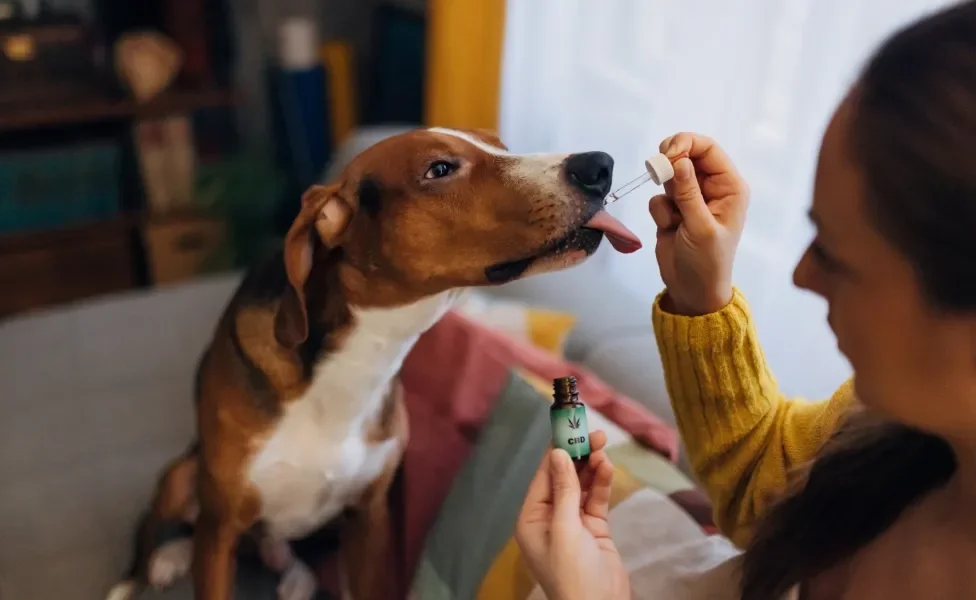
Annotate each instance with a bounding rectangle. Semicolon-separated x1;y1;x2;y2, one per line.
584;211;642;253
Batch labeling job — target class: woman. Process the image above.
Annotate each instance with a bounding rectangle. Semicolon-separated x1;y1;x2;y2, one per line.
515;3;976;599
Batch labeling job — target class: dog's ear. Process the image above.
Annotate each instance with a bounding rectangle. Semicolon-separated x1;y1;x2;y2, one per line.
275;183;355;348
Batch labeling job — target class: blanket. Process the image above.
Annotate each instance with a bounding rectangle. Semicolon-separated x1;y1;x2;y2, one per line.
314;310;711;599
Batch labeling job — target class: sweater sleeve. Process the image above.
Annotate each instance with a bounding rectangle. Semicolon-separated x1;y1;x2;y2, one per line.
652;287;855;548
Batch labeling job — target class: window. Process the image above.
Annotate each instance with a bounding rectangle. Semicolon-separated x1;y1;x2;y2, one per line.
499;0;955;397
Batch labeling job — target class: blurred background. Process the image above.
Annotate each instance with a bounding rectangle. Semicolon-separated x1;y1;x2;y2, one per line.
0;0;956;397
0;0;960;597
0;0;431;318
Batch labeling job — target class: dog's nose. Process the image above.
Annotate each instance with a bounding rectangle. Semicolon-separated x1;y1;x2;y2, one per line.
565;151;614;198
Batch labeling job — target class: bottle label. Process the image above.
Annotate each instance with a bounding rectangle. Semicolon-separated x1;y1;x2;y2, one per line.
550;406;590;459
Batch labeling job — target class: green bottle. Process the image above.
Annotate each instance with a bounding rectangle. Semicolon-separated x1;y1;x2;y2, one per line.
550;376;591;462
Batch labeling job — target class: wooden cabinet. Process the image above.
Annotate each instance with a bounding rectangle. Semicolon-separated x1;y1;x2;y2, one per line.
143;214;225;285
0;218;137;318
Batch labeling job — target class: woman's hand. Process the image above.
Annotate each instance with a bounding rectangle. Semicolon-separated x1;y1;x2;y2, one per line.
515;431;630;600
651;133;750;316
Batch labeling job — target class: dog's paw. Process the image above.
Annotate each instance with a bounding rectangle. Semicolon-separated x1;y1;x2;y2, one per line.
259;537;294;573
278;561;317;600
148;538;193;589
104;580;137;600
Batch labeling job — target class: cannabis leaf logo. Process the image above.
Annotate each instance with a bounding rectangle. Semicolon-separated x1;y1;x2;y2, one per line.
567;415;581;429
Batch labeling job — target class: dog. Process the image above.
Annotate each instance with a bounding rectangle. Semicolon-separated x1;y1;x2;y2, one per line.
105;127;641;600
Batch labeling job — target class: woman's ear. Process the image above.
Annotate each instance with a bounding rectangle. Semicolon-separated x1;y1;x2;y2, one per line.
274;184;354;348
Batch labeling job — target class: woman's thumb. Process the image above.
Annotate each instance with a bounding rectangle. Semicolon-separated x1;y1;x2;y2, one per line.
549;449;582;535
670;158;715;236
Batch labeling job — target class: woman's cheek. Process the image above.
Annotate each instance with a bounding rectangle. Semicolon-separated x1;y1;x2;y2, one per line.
837;302;892;403
831;301;869;371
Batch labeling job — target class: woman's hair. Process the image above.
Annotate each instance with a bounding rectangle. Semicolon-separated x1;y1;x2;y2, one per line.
741;3;976;598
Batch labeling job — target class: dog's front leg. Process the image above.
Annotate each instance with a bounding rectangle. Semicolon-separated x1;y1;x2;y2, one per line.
340;473;399;600
192;511;241;600
343;404;408;598
259;537;317;600
192;473;260;600
340;379;408;600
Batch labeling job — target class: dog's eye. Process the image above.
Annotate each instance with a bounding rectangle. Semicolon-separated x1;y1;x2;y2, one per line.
424;161;456;179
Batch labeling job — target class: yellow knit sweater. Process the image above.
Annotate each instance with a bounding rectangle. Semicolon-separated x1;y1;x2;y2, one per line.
652;288;856;548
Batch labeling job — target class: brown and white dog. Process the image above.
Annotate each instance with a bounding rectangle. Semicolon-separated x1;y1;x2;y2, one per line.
106;128;641;600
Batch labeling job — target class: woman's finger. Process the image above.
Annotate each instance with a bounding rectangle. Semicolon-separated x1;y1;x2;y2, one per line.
658;134;676;154
583;457;615;521
660;132;739;178
668;159;716;238
649;194;679;230
517;446;553;525
549;449;583;544
589;430;608;453
577;448;609;493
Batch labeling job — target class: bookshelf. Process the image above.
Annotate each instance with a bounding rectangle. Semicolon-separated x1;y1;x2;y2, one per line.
0;0;240;317
0;87;237;133
0;82;240;318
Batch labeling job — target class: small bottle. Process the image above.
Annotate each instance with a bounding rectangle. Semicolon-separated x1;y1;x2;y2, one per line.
550;376;591;463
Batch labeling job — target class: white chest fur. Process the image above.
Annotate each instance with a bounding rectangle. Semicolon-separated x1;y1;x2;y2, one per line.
247;292;459;540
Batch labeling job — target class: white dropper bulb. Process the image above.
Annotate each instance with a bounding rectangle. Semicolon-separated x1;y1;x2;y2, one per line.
644;153;675;185
606;153;675;204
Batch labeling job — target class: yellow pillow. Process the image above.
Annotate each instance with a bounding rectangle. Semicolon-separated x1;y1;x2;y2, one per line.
525;309;577;356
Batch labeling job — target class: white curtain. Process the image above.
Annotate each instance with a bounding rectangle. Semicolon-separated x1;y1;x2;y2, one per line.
499;0;955;398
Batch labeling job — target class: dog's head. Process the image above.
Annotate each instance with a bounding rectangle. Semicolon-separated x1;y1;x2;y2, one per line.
276;128;640;344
